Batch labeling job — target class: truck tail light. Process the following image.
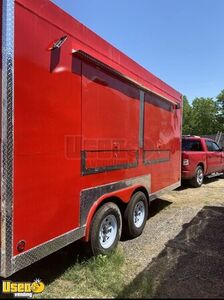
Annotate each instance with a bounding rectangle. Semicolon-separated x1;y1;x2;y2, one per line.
183;159;189;166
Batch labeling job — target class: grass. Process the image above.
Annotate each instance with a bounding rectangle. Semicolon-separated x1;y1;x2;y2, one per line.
34;249;126;299
118;271;154;299
18;200;171;299
7;198;173;299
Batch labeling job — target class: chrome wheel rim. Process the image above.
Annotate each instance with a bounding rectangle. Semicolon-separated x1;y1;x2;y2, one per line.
99;215;117;249
197;168;203;185
133;201;145;228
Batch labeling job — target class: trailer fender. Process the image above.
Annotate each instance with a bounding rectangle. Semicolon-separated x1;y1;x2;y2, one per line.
83;184;146;241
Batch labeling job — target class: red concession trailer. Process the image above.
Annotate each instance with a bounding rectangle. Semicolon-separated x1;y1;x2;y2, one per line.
0;0;182;277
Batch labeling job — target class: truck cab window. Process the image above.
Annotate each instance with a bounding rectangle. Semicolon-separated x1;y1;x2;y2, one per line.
206;140;220;151
182;139;203;151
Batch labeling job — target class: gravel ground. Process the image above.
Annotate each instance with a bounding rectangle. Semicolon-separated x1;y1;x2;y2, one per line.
4;176;223;299
120;176;224;285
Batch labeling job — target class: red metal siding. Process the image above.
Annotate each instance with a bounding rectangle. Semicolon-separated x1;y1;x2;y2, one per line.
11;0;182;256
144;93;181;190
82;62;139;151
16;0;182;103
13;3;82;253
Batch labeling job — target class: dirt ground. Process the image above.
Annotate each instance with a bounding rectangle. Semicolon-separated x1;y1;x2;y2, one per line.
119;176;224;298
4;176;224;299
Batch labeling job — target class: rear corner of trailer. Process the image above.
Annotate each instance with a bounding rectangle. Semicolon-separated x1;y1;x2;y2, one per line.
1;0;84;277
0;0;16;277
0;0;2;270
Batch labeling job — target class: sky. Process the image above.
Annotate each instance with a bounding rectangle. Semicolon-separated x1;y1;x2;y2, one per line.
52;0;224;103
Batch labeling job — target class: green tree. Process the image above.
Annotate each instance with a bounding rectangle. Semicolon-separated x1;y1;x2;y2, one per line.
182;95;193;135
191;97;219;135
216;90;224;131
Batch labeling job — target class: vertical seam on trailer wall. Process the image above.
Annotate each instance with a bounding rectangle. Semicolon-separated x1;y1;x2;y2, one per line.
1;0;15;277
180;96;183;180
80;60;83;161
80;59;83;225
139;90;144;148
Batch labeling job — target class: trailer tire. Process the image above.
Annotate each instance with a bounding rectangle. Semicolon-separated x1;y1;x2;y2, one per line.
123;191;148;238
90;202;122;256
190;165;204;187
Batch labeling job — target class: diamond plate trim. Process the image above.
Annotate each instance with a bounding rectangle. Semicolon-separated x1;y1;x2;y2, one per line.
149;181;181;201
1;0;15;277
80;175;151;226
12;226;86;274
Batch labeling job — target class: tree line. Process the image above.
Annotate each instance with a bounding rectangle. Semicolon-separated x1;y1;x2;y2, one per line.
182;90;224;135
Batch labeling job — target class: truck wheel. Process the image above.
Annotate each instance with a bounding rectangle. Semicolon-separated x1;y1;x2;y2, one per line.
123;191;148;238
90;202;122;256
190;166;204;187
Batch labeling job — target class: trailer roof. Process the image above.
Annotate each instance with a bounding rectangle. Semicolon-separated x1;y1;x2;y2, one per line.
16;0;182;103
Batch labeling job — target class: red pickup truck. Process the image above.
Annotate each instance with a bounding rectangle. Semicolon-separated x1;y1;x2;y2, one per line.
182;136;224;187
